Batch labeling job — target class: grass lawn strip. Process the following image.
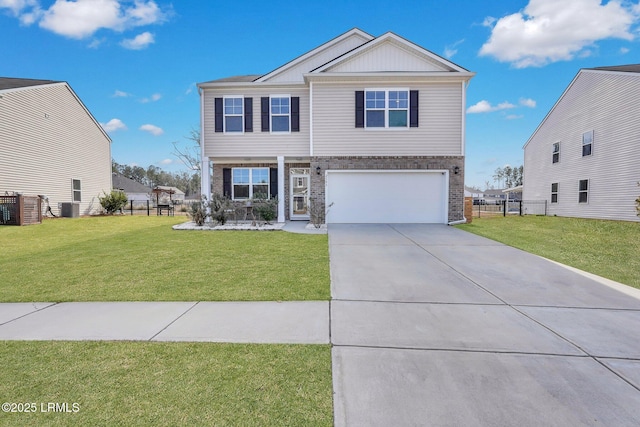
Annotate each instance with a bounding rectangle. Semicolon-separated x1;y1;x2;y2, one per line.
458;216;640;289
0;342;332;427
0;216;329;302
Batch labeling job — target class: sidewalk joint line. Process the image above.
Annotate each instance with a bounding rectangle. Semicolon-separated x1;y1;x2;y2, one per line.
148;301;200;342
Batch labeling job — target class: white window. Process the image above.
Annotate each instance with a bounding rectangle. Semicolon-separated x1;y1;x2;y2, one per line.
270;96;290;132
579;179;589;203
365;89;408;128
232;168;269;200
551;183;558;203
224;97;243;133
552;142;560;164
72;179;81;202
582;130;593;157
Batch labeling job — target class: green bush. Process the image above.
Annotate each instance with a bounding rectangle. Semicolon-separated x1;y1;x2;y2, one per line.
189;199;207;226
253;197;278;224
99;190;128;214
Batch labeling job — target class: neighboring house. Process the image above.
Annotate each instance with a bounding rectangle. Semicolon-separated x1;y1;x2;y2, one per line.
198;29;474;224
112;173;152;202
152;186;185;205
0;77;111;216
483;189;507;204
523;65;640;222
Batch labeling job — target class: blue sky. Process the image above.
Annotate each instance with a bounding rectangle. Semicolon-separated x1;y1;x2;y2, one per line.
2;0;639;189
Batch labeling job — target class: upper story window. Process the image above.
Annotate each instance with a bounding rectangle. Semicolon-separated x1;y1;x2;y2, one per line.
232;168;269;200
271;96;290;132
224;97;243;133
582;130;593;157
72;179;81;202
365;89;409;128
552;142;560;164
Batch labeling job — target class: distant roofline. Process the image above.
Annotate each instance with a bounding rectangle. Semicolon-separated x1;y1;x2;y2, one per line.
587;64;640;73
0;77;63;91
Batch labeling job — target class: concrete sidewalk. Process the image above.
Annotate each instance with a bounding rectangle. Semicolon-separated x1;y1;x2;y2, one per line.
329;224;640;427
0;301;329;344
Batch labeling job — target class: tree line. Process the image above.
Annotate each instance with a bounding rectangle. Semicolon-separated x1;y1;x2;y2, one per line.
112;161;200;196
492;165;523;189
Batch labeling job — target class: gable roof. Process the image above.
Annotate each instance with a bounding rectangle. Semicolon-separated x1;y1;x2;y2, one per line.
112;173;152;194
0;77;61;91
523;64;640;149
311;31;469;74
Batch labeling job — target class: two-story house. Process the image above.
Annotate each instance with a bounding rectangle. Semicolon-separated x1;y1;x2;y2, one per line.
198;29;474;224
523;65;640;222
0;78;112;217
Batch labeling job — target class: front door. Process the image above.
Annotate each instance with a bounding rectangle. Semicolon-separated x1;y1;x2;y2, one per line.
290;168;310;220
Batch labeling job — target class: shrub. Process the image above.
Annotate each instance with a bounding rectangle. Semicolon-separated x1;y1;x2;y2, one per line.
209;193;232;225
189;198;207;226
253;197;278;224
99;190;128;214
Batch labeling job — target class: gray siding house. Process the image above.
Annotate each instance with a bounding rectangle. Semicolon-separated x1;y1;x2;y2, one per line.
0;78;112;216
523;66;640;222
198;29;474;224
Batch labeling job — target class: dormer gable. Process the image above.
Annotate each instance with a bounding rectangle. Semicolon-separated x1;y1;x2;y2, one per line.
256;28;374;84
311;32;468;74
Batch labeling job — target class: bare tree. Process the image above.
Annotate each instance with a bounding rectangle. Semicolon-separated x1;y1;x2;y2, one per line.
172;128;201;171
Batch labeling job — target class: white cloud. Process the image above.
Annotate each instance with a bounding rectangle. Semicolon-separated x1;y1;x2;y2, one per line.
2;0;168;41
120;31;154;49
519;98;536;108
111;89;131;97
100;118;127;132
467;100;516;114
140;92;161;103
505;114;524;120
139;124;163;136
185;83;195;95
444;39;465;59
159;158;173;165
620;47;630;54
480;0;640;68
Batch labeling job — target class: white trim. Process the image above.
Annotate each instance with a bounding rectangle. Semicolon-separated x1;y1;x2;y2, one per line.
222;95;244;134
364;88;410;129
309;81;314;156
269;94;291;134
277;156;285;222
199;88;211;202
461;81;466;155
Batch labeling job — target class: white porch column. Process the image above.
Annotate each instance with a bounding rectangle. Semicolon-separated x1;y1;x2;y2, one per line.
201;159;211;200
277;156;285;223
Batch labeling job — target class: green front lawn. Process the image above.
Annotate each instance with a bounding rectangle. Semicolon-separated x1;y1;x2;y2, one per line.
458;216;640;289
0;216;330;302
0;341;332;427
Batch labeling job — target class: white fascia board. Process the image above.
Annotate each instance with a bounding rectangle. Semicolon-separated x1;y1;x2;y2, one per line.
255;28;374;83
198;81;308;89
304;71;475;83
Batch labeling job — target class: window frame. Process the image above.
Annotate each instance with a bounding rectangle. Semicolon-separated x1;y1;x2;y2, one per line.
552;142;560;164
270;95;291;133
551;182;558;203
223;96;244;134
364;88;409;129
578;179;589;203
231;167;270;200
72;179;81;202
582;130;593;157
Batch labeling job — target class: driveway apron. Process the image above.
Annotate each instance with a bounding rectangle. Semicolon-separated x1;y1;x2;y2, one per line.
329;224;640;427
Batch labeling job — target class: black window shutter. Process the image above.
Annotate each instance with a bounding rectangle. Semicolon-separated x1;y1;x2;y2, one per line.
410;90;419;128
223;168;231;198
261;97;270;132
291;97;300;132
269;168;278;199
215;98;223;132
355;91;364;128
244;98;253;132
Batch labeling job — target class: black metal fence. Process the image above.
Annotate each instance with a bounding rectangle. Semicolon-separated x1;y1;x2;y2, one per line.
470;200;547;218
122;200;191;216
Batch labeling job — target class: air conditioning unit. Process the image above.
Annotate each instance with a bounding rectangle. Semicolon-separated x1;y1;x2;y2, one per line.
60;202;80;218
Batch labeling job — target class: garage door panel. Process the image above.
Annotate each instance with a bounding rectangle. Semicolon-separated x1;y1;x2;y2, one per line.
326;171;447;224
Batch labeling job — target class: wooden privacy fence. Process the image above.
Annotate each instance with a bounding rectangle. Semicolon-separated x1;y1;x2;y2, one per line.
0;195;42;226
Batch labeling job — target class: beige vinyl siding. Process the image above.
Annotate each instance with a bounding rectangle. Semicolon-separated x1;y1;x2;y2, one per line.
202;87;310;158
0;84;111;216
326;40;449;73
264;33;371;83
523;71;640;221
312;81;463;156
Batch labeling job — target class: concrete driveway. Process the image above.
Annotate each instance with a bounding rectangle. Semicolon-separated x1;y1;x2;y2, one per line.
329;224;640;426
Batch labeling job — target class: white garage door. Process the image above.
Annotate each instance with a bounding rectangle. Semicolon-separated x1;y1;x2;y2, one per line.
325;170;448;224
